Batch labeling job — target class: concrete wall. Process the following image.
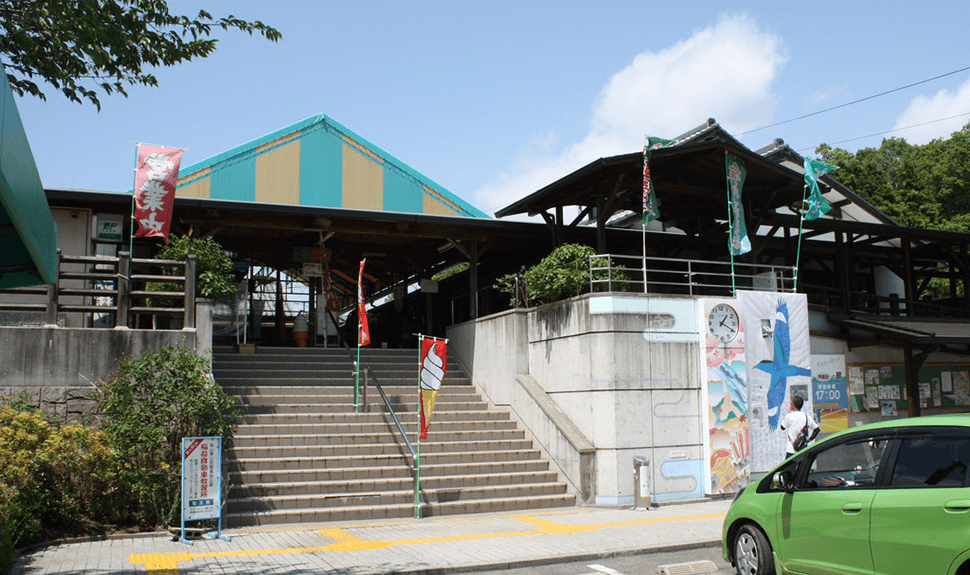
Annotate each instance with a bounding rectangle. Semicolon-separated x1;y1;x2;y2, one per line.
449;293;703;506
448;309;597;501
0;301;213;422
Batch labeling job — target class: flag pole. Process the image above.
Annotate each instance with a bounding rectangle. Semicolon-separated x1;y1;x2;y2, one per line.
725;153;737;296
793;184;809;292
355;323;361;412
415;334;424;519
642;136;648;294
129;144;139;258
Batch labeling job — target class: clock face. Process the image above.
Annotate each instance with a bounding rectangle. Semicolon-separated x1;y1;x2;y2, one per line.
708;303;740;344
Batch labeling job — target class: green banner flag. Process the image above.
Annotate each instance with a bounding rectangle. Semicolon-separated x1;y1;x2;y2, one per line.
725;152;751;256
802;158;838;220
642;137;677;225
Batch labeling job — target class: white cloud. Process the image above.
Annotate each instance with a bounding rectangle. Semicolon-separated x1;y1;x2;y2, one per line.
892;78;970;145
806;86;852;107
473;14;786;217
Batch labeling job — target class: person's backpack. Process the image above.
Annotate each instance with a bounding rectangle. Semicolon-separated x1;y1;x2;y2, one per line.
792;423;810;451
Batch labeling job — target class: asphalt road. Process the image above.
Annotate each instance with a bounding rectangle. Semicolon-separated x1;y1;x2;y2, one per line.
472;543;733;575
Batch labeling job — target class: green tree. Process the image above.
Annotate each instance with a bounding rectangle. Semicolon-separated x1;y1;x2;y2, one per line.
495;243;628;306
0;0;281;110
817;123;970;297
152;234;236;301
816;124;970;233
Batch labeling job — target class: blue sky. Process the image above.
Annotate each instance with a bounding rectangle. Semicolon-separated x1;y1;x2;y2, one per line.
13;0;970;218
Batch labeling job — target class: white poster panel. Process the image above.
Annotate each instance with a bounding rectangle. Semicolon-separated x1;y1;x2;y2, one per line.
182;437;222;521
738;292;811;474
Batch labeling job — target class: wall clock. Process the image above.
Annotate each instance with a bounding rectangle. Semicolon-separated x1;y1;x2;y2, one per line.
708;303;740;344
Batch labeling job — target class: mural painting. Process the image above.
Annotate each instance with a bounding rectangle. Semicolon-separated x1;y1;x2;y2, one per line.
738;292;812;473
704;300;749;494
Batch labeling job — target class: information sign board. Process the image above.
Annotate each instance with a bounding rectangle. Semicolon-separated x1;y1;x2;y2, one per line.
182;436;221;521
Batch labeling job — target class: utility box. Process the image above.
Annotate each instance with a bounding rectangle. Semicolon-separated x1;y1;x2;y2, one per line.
634;456;651;509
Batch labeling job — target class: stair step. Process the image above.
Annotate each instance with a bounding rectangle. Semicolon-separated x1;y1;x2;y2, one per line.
230;439;534;459
236;411;511;426
230;471;562;497
229;449;542;472
229;460;551;484
227;482;569;512
232;428;526;447
225;494;577;526
237;401;489;415
234;419;519;436
215;347;575;528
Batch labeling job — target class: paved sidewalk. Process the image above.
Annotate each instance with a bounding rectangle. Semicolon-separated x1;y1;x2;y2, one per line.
12;499;732;575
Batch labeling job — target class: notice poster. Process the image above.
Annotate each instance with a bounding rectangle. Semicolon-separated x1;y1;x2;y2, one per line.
182;437;222;521
848;366;864;396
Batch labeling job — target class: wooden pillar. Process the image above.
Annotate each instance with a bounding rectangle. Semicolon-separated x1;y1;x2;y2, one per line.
555;206;564;247
46;249;61;326
903;239;915;314
184;255;196;330
309;276;318;347
469;241;479;320
904;345;921;418
115;251;129;328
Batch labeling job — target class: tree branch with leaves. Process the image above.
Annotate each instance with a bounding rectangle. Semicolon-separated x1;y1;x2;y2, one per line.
0;0;281;110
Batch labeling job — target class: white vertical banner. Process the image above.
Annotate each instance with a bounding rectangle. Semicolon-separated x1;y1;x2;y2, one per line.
738;292;811;473
182;436;222;521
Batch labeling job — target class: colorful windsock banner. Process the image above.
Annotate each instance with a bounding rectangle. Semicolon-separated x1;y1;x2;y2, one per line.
357;258;371;346
419;338;447;440
133;144;183;243
642;137;676;225
725;152;751;256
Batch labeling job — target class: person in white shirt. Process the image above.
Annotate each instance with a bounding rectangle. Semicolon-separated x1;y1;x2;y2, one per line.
779;395;819;458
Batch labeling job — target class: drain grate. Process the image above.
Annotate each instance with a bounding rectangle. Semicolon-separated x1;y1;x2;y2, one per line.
657;560;719;574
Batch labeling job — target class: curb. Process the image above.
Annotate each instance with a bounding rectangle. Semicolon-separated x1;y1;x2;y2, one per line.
383;540;723;575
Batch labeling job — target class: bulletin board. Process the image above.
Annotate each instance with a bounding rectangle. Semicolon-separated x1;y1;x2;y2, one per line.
847;364;970;415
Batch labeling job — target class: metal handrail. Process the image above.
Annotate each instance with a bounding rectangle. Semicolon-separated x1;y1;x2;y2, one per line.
326;308;416;466
589;253;797;295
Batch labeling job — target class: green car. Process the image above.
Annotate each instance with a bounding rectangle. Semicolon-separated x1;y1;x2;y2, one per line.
722;414;970;575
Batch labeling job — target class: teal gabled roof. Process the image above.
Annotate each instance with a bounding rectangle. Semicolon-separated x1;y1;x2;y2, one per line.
175;113;488;219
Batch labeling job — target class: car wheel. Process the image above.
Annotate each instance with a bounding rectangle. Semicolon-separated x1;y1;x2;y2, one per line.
734;524;775;575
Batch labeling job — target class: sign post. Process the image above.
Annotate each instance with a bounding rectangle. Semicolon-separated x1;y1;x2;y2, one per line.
181;436;230;544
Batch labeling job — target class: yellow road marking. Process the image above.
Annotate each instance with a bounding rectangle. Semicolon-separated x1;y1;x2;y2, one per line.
130;512;726;574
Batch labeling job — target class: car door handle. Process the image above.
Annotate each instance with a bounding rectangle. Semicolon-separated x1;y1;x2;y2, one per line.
944;500;970;513
842;503;863;514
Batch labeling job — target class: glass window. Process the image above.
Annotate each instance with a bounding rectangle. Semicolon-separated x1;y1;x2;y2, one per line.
803;437;887;489
765;456;800;492
890;436;970;488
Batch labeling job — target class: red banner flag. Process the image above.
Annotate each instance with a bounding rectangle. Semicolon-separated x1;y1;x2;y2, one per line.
133;144;183;243
357;259;371;346
419;338;447;440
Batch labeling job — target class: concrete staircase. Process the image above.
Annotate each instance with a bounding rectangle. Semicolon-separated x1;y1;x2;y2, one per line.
212;346;575;526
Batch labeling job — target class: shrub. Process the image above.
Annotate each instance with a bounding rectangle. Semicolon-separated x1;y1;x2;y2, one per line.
0;405;122;571
495;243;630;306
148;234;236;306
97;345;238;527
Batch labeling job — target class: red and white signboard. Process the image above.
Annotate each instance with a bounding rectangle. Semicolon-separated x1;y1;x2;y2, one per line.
182;436;222;521
133;144;183;243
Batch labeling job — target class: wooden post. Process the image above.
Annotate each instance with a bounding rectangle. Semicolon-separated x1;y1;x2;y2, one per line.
116;251;130;328
184;254;196;329
45;249;61;325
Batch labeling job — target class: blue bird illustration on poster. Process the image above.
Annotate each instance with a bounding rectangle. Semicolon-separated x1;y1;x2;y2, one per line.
755;300;811;429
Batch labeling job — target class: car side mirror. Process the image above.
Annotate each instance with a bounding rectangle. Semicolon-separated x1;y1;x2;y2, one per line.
778;470;796;493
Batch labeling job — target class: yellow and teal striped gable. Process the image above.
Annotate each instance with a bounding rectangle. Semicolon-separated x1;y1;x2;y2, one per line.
175;114;488;218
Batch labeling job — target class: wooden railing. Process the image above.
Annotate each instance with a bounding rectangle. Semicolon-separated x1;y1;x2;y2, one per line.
0;251;196;329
